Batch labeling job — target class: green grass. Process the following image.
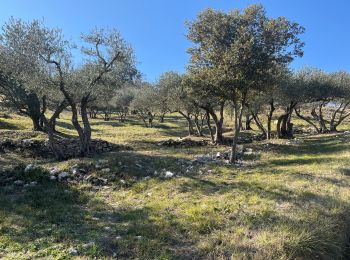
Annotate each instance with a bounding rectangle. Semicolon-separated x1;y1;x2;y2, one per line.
0;112;350;259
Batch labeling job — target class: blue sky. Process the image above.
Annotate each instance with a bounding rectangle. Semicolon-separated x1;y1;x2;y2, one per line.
0;0;349;82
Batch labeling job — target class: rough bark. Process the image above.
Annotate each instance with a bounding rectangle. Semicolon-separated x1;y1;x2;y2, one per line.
40;99;68;160
266;100;275;140
277;102;296;139
26;93;42;131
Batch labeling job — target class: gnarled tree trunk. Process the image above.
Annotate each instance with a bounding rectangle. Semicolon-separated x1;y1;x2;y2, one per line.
277;101;297;139
40;98;68;160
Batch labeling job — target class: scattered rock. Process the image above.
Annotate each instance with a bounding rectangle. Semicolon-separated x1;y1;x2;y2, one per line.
82;242;95;249
101;168;111;173
243;148;253;155
50;167;59;175
29;181;37;186
24;164;34;173
98;159;109;164
69;248;78;256
0;136;122;159
14;180;24;185
286;138;304;145
164;171;175;178
58;172;70;182
158;138;208;147
115;236;122;240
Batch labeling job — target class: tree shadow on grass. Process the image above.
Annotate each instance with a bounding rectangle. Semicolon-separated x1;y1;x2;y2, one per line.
176;174;350;258
180;173;350;210
0;176;198;259
254;134;350;157
0;120;23;130
340;168;350;176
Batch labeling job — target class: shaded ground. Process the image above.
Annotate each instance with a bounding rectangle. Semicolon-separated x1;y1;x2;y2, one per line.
0;113;350;259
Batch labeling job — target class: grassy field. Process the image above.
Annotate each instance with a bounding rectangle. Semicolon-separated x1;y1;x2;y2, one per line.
0;113;350;259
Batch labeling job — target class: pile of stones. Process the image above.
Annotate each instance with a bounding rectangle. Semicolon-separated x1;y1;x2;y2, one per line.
0;137;117;158
49;161;113;186
0;138;52;157
157;138;208;147
54;138;115;157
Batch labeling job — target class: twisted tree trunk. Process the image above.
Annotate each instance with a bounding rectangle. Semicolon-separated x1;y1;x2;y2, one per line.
40;98;68;160
277;102;296;139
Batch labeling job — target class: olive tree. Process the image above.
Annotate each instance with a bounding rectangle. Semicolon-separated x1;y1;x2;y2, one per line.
187;5;304;162
1;18;137;158
0;70;43;130
293;68;350;133
160;71;206;136
110;86;135;122
131;83;158;127
184;71;226;143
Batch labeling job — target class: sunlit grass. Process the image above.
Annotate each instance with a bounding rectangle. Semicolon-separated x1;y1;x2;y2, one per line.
0;112;350;259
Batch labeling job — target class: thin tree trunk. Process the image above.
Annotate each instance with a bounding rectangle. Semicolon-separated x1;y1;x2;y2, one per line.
208;102;225;144
148;112;154;128
205;111;215;143
230;93;246;163
266;99;275;140
159;113;165;123
179;111;194;135
193;115;203;136
294;108;320;133
244;114;253;130
329;102;350;132
80;96;92;156
139;113;148;127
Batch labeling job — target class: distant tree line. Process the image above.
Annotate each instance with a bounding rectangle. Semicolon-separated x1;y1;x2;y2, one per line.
0;5;349;162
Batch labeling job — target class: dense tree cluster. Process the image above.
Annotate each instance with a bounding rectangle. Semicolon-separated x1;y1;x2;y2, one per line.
0;5;349;162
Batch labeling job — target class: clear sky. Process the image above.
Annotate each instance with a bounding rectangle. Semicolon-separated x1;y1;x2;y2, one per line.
0;0;349;82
